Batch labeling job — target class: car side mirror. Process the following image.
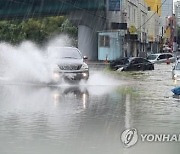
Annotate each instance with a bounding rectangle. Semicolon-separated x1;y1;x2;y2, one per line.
83;56;88;60
157;58;160;60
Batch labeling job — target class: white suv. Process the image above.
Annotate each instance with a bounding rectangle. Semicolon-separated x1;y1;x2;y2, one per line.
147;53;175;64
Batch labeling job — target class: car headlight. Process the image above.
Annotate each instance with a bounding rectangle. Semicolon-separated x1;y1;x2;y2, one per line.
52;72;60;80
80;63;88;70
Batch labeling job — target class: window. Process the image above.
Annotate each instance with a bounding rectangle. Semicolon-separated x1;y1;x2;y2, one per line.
117;58;129;65
158;55;166;60
147;55;158;60
142;59;150;63
48;47;82;59
136;58;144;63
131;59;140;65
99;35;110;47
167;54;173;58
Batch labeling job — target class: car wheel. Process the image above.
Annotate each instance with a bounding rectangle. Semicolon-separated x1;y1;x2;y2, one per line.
149;65;154;70
142;66;146;71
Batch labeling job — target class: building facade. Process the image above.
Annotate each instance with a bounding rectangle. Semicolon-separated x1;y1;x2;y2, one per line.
105;0;148;58
125;0;139;57
175;1;180;47
175;1;180;26
146;10;161;53
161;0;173;46
164;15;176;51
144;0;162;16
138;0;148;57
144;0;162;53
98;0;164;60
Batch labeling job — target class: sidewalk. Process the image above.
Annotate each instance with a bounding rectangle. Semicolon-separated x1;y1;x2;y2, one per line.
86;61;110;70
87;61;109;65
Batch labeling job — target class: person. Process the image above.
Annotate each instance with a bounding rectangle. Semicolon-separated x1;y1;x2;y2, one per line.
166;57;170;65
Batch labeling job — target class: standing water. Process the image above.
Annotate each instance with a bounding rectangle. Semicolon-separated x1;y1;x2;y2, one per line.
0;37;180;154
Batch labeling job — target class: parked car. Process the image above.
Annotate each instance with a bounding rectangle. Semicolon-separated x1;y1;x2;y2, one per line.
48;47;89;83
110;57;154;71
172;60;180;80
110;57;129;70
147;53;175;64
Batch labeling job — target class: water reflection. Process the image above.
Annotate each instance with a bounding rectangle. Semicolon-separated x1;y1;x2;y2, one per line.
125;94;131;129
0;84;124;154
51;86;89;109
1;64;180;154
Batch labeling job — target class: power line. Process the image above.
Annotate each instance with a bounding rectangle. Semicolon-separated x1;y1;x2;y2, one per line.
57;0;107;19
58;0;171;31
137;0;168;30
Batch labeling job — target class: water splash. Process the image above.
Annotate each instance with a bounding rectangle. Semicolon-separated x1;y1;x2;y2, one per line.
0;35;73;84
0;35;124;87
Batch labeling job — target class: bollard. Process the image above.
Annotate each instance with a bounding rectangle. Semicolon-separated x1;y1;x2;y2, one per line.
105;54;108;63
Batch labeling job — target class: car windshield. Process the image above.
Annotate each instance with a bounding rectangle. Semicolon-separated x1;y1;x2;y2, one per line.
147;55;158;60
175;62;180;70
48;47;82;59
117;58;129;65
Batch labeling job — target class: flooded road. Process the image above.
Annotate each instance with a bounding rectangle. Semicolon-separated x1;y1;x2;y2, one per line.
0;64;180;154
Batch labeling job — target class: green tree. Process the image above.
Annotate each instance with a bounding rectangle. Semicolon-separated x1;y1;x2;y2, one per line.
0;16;77;45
